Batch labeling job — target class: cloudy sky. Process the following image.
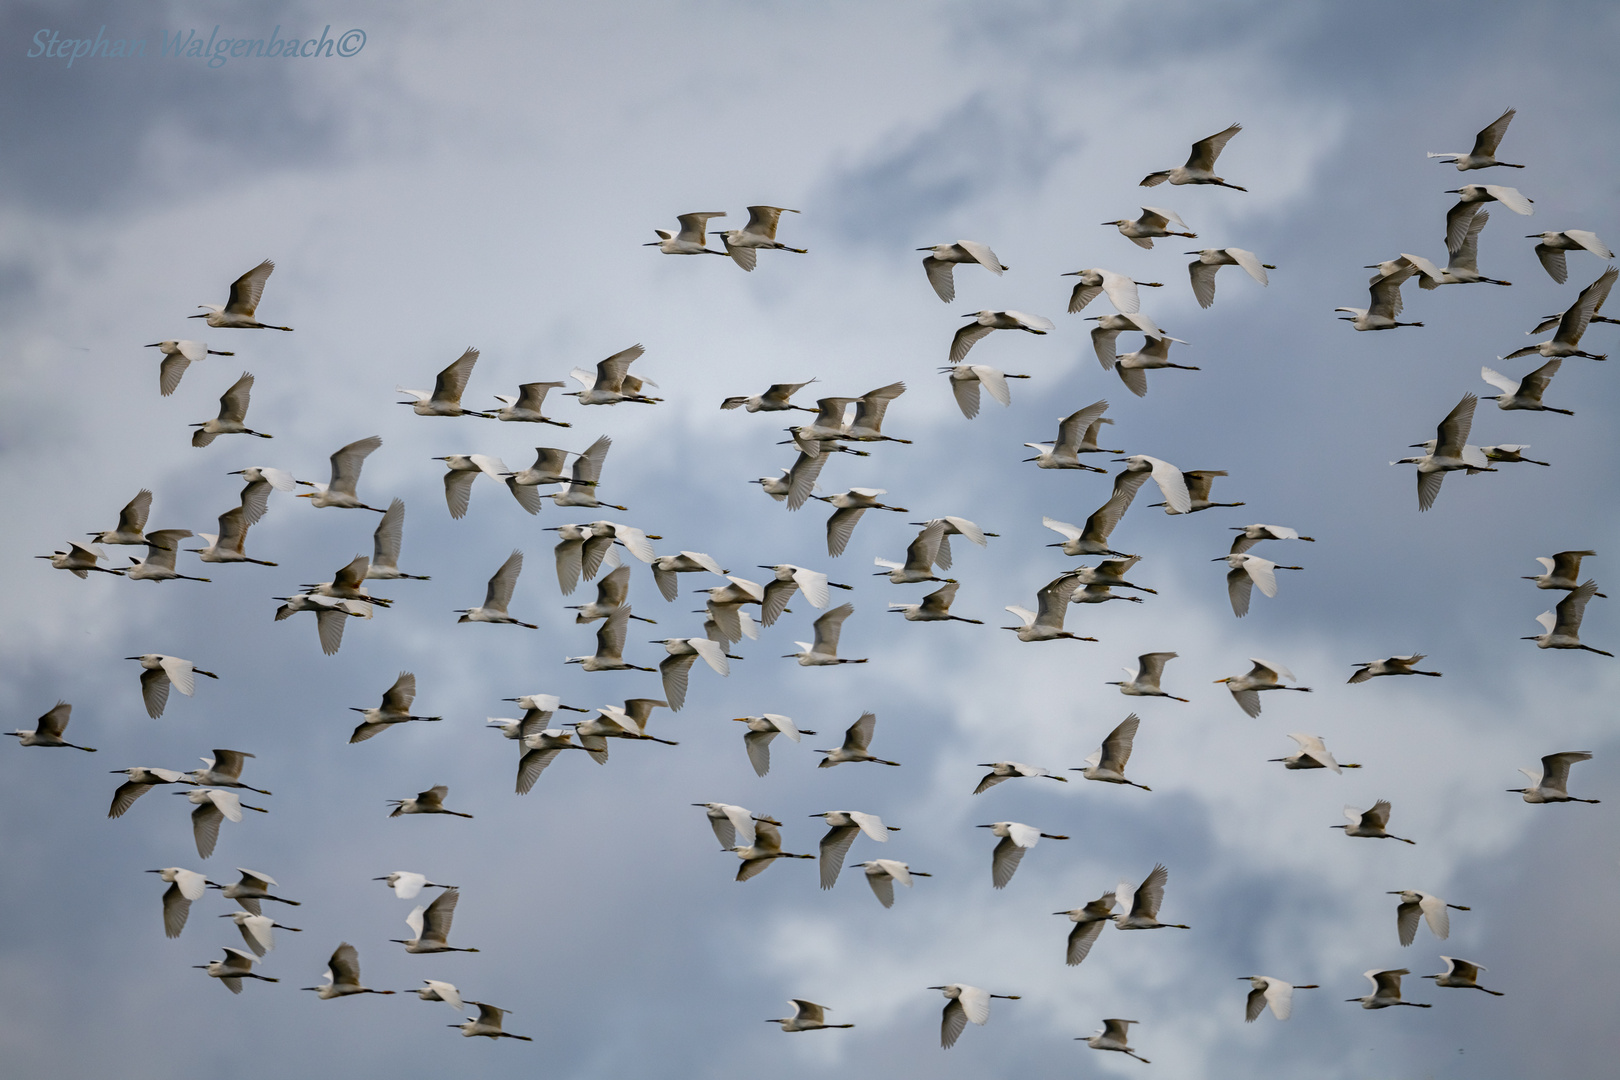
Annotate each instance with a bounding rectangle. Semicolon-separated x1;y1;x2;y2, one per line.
3;1;1618;1076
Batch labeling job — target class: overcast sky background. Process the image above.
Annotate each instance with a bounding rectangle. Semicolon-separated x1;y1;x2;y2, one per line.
2;2;1618;1076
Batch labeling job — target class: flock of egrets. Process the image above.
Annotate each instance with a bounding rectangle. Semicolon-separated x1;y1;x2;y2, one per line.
17;109;1612;1058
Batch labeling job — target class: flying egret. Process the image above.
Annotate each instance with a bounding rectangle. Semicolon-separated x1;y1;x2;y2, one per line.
758;563;849;624
451;1002;532;1041
1229;524;1314;555
1216;659;1311;717
224;467;297;526
700;576;765;644
1480;444;1549;467
786;603;866;666
272;593;369;655
648;551;726;601
126;654;218;718
513;729;587;793
733;715;816;777
888;580;982;624
1112;455;1192;514
1187;248;1272;307
178;789;267;858
942;363;1030;419
1055;893;1118;966
1116;864;1189;929
189;373;270;447
721;380;819;413
1523;550;1603;593
1067;557;1156;595
503;445;574;512
1501;267;1616;361
10;702;94;751
569;565;654;624
1348;969;1429;1009
393;888;479;954
930;984;1020;1050
1393;394;1488;511
1509;750;1599;803
979;822;1068;889
188;750;267;792
694;803;764;851
125;529;208;583
1105;207;1197;249
1527;230;1613;284
364;499;428;580
398;348;492;418
548;435;624;510
1241;976;1319;1021
1114;335;1198;398
37;541;124;578
416;980;465;1010
651;636;731;711
349;672;442;744
1106;652;1187;701
1041;498;1136;560
950;310;1054;364
766;1000;852;1032
1338;264;1423;330
195;947;278;993
147;866;210;937
1349;655;1443;683
754;449;828;511
854;860;930;908
567;607;655;671
1270;733;1359;772
374;872;455;900
1080;1018;1149;1063
1002;574;1095;642
1481;360;1572;414
1424;957;1504;995
1428;107;1521;170
189;259;292;330
1086;311;1164;370
387;784;472;818
566;344;660;405
810;811;899;889
1142;123;1245;188
1063;268;1161;314
110;767;190;817
716;206;807;270
973;762;1067;795
1410;212;1511;287
221;910;302;957
297;435;387;511
920;242;1006;302
189;507;276;566
1445;184;1533;253
732;819;816;881
209;868;300;915
646;211;726;254
1389;890;1470;946
456;550;537;629
1217;553;1303;618
817;712;897;767
1151;469;1242;515
89;489;153;545
492;380;571;425
1524;581;1610;655
874;522;947;584
1074;714;1150;790
302;943;395;998
1024;400;1112;471
492;693;589;737
144;339;234;395
1333;800;1415;844
433;454;510;519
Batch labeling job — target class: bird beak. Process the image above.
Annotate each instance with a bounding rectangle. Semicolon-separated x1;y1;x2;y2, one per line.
975;824;992;828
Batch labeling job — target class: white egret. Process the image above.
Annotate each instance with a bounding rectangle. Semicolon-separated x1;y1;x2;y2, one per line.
125;529;208;583
144;339;233;395
1270;733;1359;773
766;1000;852;1031
492;381;571;425
732;819;816;881
700;576;765;644
1333;800;1415;844
451;1002;532;1041
787;603;867;666
503;445;572;513
1106;652;1187;701
1348;969;1429;1009
1115;864;1189;929
874;522;947;584
1523;550;1602;593
568;565;654;624
1142;123;1245;188
920;241;1006;302
1187;248;1272;307
758;563;850;623
1104;206;1197;249
1024;399;1112;471
221;910;302;957
189;507;276;566
416;980;465;1010
1063;268;1161;314
393;888;479;954
1481;444;1549;467
549;434;624;510
651;636;731;711
387;784;473;818
147;866;210;937
365;499;428;580
398;348;492;418
889;580;982;624
1229;523;1314;555
1080;1018;1149;1063
189;259;292;330
1393;394;1488;511
456;550;537;629
817;711;897;767
754;449;828;511
433;454;510;519
1114;335;1198;398
1509;750;1599;803
210;868;300;915
646;211;726;255
126;654;218;718
1041;498;1136;560
225;467;297;526
854;860;930;907
1055;893;1118;966
89;489;154;545
188;751;267;793
178;789;267;858
297;435;387;511
349;672;441;744
566;344;661;405
36;541;123;578
195;947;278;993
374;871;455;900
567;607;655;672
10;702;94;751
1112;454;1192;514
302;943;395;998
942;363;1030;419
950;310;1054;364
811;811;898;889
1067;557;1157;595
1527;229;1613;284
733;714;816;777
1501;267;1616;361
649;551;726;601
1002;574;1096;642
930;984;1021;1049
1216;658;1311;718
1424;957;1504;995
110;767;189;817
272;593;368;655
716;206;806;270
1241;977;1319;1021
1524;581;1610;655
1074;714;1150;790
1389;890;1470;946
1217;553;1303;618
1445;184;1533;253
1428;107;1521;170
1337;264;1423;330
1410;212;1511;287
1481;360;1572;414
513;729;587;793
190;373;270;447
721;380;819;413
979;822;1068;889
1086;311;1164;369
1152;468;1243;515
1349;655;1442;682
973;762;1067;795
694;803;764;851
